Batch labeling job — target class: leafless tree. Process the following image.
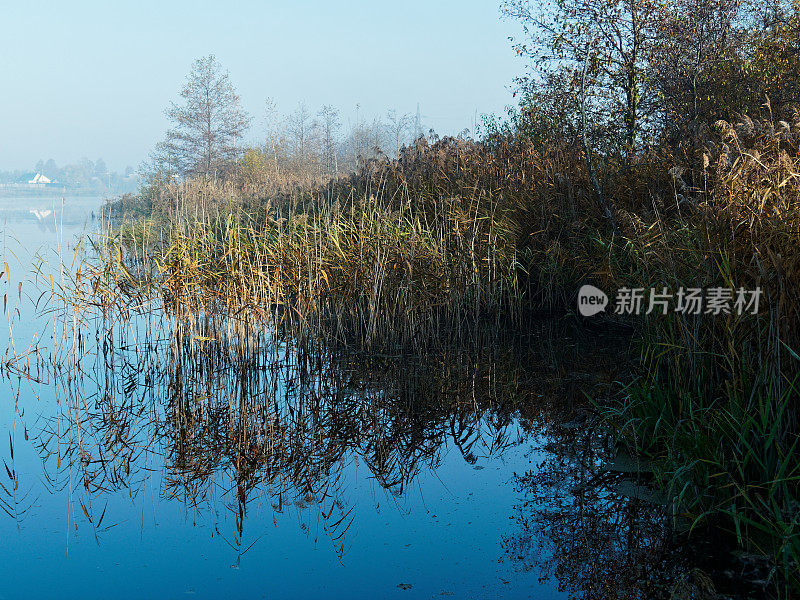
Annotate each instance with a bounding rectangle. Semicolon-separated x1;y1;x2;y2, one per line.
157;55;251;179
287;102;316;175
318;105;341;176
413;104;424;141
262;97;286;176
386;110;412;158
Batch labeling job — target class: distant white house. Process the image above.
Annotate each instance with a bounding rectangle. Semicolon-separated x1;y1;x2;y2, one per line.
28;173;52;185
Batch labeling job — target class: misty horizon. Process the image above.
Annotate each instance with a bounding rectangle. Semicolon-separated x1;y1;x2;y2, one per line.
0;1;522;173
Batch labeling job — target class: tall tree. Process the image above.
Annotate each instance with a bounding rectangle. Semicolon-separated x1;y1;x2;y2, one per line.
158;55;251;179
503;0;663;160
318;105;341;176
43;159;58;180
287;102;316;176
743;0;800;114
413;103;423;141
651;0;744;136
262;98;286;177
386;110;411;158
94;157;108;176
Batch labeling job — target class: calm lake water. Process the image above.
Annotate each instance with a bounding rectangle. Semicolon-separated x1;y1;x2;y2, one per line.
0;195;675;599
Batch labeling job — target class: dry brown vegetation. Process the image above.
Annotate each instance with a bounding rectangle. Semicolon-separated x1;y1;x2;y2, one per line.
89;108;800;594
67;1;800;591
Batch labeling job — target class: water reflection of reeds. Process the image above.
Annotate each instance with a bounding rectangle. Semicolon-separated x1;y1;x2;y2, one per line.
12;301;625;559
12;268;699;593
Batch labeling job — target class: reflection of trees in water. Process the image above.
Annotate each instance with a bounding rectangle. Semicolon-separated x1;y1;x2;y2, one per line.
503;418;778;600
7;298;775;594
3;306;641;581
505;423;675;599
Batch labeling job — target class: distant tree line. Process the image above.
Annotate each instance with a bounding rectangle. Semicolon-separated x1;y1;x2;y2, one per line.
241;100;423;187
148;55;427;187
0;157;138;192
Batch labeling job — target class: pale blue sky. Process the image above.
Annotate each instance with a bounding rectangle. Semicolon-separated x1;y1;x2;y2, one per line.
0;0;523;172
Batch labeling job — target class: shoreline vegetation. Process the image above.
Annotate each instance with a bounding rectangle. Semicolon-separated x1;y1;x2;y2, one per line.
97;116;799;595
62;1;799;596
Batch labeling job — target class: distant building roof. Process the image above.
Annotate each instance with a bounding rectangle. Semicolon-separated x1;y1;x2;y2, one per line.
28;173;52;184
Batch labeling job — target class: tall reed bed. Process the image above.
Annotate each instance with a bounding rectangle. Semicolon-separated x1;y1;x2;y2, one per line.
100;179;527;351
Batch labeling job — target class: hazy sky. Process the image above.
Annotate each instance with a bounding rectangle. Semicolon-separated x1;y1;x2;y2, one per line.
0;1;523;172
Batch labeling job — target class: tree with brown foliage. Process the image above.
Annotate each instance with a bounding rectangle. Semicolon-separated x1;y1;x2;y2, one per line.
650;0;742;134
503;0;663;161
